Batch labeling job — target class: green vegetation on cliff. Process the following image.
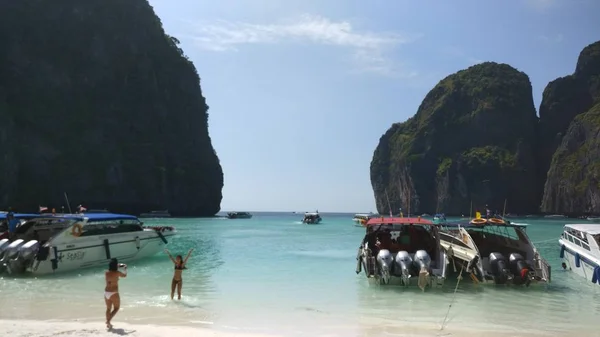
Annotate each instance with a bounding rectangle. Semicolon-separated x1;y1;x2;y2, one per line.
0;0;223;215
371;62;539;215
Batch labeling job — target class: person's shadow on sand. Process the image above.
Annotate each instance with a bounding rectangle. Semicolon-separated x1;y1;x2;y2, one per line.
108;327;136;335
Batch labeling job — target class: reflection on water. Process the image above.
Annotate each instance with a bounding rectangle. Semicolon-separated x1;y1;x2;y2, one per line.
1;214;600;336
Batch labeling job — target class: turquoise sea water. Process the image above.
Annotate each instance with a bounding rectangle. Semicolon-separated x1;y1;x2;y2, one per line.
1;212;600;336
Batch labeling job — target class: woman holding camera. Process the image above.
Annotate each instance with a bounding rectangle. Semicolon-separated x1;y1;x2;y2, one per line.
104;258;127;329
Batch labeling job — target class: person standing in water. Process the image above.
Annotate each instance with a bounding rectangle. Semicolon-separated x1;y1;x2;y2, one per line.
104;258;127;329
164;248;194;300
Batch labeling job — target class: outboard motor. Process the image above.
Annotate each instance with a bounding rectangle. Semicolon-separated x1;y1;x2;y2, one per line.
2;239;25;261
413;250;432;271
0;239;10;258
489;252;510;284
377;249;393;284
394;251;413;286
414;250;432;291
509;253;532;286
19;240;40;260
0;239;10;272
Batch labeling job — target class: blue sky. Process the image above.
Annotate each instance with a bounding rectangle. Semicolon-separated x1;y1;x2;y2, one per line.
148;0;599;213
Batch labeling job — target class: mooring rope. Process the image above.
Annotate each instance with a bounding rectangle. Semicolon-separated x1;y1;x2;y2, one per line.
440;263;465;331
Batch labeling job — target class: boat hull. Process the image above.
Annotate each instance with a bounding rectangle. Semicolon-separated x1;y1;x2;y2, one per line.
440;229;551;286
559;239;600;285
4;230;175;276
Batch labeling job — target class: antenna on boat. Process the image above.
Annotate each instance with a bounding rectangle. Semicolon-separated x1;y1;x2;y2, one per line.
385;189;393;217
502;199;507;217
407;187;411;217
469;199;473;219
63;192;73;214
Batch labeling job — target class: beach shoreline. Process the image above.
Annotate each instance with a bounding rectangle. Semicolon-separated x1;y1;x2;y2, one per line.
0;318;594;337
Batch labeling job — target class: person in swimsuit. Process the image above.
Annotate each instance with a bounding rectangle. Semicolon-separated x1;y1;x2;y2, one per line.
104;258;127;329
164;248;194;300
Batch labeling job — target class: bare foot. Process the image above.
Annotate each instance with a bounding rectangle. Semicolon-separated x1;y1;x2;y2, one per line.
106;322;113;329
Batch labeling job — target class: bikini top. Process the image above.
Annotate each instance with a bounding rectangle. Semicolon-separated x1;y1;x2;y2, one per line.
175;264;186;270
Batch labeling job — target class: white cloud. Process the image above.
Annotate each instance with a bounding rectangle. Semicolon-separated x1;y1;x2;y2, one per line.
184;14;420;77
442;46;483;66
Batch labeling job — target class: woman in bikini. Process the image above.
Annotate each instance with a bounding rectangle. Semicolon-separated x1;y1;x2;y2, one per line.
104;258;127;329
164;248;194;300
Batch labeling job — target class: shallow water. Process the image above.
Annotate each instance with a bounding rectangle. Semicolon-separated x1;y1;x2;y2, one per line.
1;212;599;336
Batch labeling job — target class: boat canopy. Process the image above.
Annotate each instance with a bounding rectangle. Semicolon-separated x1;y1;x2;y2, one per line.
40;213;139;222
366;217;433;227
564;224;600;235
442;221;527;229
0;213;41;220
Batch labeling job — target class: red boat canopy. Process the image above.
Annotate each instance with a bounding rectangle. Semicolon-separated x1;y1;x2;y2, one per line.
365;217;434;227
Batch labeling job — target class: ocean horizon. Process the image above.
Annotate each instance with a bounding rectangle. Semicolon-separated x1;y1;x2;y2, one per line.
1;213;599;336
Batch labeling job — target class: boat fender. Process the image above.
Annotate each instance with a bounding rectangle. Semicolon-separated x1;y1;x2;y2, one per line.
103;239;111;259
135;236;141;250
559;245;565;258
71;223;84;237
592;266;599;284
156;230;168;244
575;253;581;268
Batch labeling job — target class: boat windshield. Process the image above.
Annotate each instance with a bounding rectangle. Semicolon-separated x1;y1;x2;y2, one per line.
593;234;600;247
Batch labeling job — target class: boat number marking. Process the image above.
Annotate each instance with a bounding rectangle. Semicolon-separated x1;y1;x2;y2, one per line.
65;251;85;261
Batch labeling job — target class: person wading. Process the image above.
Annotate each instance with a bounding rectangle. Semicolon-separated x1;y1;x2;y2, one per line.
164;248;194;300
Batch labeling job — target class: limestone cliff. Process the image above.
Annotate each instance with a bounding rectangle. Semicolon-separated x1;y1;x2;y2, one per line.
370;62;539;215
537;41;600;211
0;0;223;216
540;41;600;213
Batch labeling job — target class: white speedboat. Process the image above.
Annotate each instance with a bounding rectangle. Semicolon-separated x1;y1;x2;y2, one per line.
439;217;551;286
139;210;171;218
352;213;375;226
0;212;176;275
302;212;322;224
355;217;448;289
559;224;600;286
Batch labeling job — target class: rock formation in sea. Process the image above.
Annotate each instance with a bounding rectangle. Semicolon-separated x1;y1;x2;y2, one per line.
0;0;223;216
540;41;600;214
370;62;539;215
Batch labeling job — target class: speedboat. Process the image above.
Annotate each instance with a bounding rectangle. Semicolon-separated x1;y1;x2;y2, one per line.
355;217;448;289
227;211;253;219
0;212;42;240
352;213;375;226
558;224;600;286
439;216;551;286
302;212;322;224
139;210;171;218
0;212;176;275
433;213;447;224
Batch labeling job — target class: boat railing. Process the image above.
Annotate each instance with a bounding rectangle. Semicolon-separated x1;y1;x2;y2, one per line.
533;255;551;282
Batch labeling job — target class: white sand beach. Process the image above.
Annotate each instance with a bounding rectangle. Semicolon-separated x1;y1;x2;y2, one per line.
0;319;595;337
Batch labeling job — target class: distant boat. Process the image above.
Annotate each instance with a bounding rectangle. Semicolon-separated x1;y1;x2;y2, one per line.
302;211;322;225
545;214;567;219
227;212;253;219
139;210;171;218
352;213;376;226
587;216;600;222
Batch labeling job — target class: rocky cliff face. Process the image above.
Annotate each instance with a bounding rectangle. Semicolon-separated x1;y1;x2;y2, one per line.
370;62;539;215
0;0;223;216
540;41;600;213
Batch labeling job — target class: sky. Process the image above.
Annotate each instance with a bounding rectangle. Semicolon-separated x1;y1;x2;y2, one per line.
147;0;599;213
